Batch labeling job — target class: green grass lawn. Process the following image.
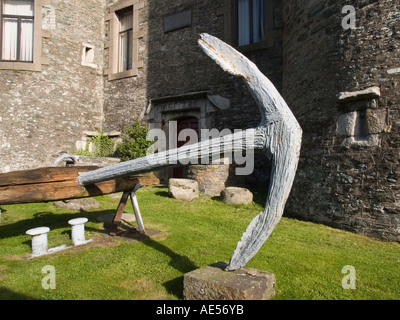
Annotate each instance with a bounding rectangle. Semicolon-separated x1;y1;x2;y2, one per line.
0;185;399;300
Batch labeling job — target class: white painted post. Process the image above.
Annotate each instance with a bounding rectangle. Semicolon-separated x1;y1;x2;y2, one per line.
68;217;92;246
130;184;145;234
26;227;50;257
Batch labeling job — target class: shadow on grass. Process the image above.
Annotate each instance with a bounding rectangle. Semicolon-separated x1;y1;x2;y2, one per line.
139;235;197;299
247;186;269;206
155;191;171;198
210;185;268;207
0;209;116;240
141;236;197;273
104;229;198;299
1;203;197;299
0;287;34;300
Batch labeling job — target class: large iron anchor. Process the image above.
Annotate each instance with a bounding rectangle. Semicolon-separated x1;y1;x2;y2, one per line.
78;33;302;271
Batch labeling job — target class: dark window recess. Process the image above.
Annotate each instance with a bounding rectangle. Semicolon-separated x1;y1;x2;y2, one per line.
354;110;368;140
164;9;192;33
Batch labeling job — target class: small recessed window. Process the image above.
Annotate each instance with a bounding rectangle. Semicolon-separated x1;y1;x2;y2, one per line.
354;110;368;141
84;46;94;63
337;110;381;148
81;43;97;68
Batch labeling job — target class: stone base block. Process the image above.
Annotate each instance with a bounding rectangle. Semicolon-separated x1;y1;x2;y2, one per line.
183;262;275;300
168;178;199;202
221;187;253;205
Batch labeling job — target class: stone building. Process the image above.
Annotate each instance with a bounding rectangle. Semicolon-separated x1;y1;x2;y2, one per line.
0;0;105;171
0;0;399;241
283;0;400;242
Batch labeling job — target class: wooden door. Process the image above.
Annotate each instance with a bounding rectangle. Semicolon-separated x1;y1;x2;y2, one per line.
173;117;199;178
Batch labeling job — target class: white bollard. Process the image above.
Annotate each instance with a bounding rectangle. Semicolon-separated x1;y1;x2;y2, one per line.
26;227;50;257
68;217;92;246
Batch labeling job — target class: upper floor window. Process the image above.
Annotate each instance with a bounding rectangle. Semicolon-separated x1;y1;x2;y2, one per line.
118;8;133;72
105;0;144;81
0;0;49;71
1;0;34;62
236;0;267;47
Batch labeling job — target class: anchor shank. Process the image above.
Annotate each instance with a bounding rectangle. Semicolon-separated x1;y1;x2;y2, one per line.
78;129;263;186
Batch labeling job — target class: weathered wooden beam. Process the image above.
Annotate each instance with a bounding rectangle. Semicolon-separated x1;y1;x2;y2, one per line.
0;166;139;205
0;166;97;187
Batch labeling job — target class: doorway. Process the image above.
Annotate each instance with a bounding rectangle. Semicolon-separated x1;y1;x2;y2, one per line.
173;116;199;178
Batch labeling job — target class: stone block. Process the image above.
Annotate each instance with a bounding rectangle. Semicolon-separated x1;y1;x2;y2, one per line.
77;156;121;167
187;162;229;197
387;68;400;74
338;86;381;103
183;262;275;300
221;187;253;205
54;198;100;211
337;112;357;137
168;178;199;202
366;109;390;134
164;9;192;33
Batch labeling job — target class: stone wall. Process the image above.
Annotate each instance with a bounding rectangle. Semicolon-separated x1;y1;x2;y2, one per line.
102;0;148;132
283;0;400;241
0;0;106;172
3;0;398;242
102;0;283;188
103;0;284;134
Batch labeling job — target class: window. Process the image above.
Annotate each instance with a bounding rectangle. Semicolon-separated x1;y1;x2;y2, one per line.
236;0;266;46
83;46;94;64
105;0;144;81
118;8;133;72
0;0;50;71
217;0;273;50
81;43;97;69
354;110;368;140
1;0;34;62
337;87;387;148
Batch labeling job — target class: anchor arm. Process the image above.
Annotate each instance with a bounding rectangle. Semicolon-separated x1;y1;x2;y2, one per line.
198;33;302;270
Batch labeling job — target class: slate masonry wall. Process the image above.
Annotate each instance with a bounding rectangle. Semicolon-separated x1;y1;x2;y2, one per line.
1;0;399;242
283;0;400;241
0;0;106;172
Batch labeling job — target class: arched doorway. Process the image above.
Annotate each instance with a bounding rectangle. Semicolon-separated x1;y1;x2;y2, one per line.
173;116;199;178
